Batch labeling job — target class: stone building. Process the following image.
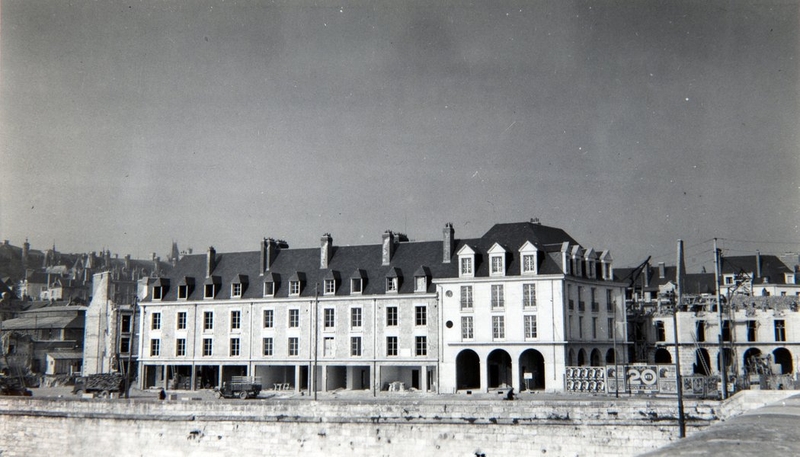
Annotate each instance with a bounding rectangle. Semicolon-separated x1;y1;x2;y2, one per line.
138;221;625;394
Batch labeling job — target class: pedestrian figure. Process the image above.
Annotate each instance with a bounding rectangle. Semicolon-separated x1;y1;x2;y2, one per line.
505;387;515;401
159;388;166;400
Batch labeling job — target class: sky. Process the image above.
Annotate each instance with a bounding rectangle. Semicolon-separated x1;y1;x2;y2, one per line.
1;0;799;271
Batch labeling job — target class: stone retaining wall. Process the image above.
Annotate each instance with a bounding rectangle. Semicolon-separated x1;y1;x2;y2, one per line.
0;394;750;457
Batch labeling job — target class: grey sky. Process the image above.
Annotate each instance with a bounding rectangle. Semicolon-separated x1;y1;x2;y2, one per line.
2;0;799;270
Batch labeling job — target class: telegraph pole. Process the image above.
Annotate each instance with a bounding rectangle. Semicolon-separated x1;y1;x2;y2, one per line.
674;240;686;437
714;238;728;400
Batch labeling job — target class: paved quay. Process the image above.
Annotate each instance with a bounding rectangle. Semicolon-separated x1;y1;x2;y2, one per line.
643;393;800;456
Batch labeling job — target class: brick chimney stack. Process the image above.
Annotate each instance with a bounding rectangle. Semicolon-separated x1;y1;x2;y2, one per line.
320;233;333;269
443;223;455;263
658;262;666;279
206;246;216;277
382;231;395;266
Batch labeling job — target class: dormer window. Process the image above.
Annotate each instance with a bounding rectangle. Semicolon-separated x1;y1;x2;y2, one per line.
351;278;363;294
152;278;169;300
288;272;305;296
386;277;398;292
152;286;163;300
204;284;216;299
413;266;430;293
386;267;401;293
178;285;189;299
488;243;507;277
263;281;274;297
519;241;539;275
324;279;336;295
457;245;476;278
229;275;248;299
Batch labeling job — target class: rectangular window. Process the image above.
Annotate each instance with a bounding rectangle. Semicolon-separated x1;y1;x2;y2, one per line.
324;279;336;294
203;311;214;331
151;312;161;330
579;316;584;339
121;315;132;333
324;308;335;329
491;256;504;275
323;337;334;357
415;306;427;326
120;337;131;354
263;309;274;328
386;336;398;356
177;312;187;330
231;283;242;297
351;307;362;328
696;320;705;342
231;310;241;330
351;337;362;357
606;290;614;313
415;276;427;292
230;338;240;356
747;321;757;342
722;320;732;342
461;286;473;310
288;309;299;328
415;336;427;356
150;339;160;357
524;315;537;339
523;284;536;308
492;316;505;339
386;306;398;326
263;282;274;296
386;277;398;292
592;317;598;339
461;316;473;339
775;320;786;342
491;284;504;309
608;317;615;340
263;337;273;356
176;338;186;357
203;338;213;356
152;286;163;300
288;337;299;356
289;281;300;295
178;285;189;299
204;284;216;299
351;278;362;294
591;288;599;313
523;254;536;273
568;315;573;338
461;257;473;275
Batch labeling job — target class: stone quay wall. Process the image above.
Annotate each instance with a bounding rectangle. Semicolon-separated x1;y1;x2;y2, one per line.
0;392;786;457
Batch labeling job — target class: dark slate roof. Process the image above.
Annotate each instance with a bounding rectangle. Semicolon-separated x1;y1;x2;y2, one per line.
720;255;792;284
148;222;594;302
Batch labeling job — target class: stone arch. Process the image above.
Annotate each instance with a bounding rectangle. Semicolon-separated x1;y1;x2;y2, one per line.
743;348;762;375
773;347;793;375
568;348;575;366
694;348;711;376
577;348;588;367
717;347;734;373
655;348;672;364
519;349;545;391
487;349;513;389
590;348;603;366
455;349;480;390
605;348;616;364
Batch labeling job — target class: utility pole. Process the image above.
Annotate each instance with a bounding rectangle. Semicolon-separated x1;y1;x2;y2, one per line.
124;295;137;399
674;240;686;438
313;284;319;401
713;238;728;400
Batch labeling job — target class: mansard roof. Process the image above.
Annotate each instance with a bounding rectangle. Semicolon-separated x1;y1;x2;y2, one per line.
148;221;603;301
720;255;792;283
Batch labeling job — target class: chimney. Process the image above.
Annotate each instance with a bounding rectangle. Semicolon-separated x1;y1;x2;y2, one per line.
658;262;666;279
22;239;29;263
261;238;280;273
443;223;455;263
320;233;332;269
382;231;395;266
154;256;161;276
124;254;131;270
206;246;216;277
756;250;762;278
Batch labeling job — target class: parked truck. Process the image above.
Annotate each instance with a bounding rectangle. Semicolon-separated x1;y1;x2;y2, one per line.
73;373;125;398
214;376;262;399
